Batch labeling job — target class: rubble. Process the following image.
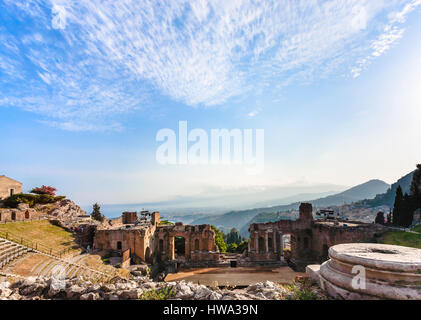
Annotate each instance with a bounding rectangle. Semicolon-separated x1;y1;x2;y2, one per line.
0;275;325;300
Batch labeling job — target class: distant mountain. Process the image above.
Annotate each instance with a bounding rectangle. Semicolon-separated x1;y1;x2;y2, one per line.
190;179;390;233
309;179;389;207
247;191;340;208
359;171;414;208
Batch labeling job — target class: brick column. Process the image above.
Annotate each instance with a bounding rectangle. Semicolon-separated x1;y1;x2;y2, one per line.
273;231;277;253
168;236;175;260
185;238;190;259
254;232;259;253
265;232;269;253
279;233;284;256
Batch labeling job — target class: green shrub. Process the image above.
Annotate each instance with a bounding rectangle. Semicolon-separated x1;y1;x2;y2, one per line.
237;240;249;253
139;285;176;300
3;194;66;208
159;220;174;225
227;243;238;253
412;224;421;233
210;225;227;253
284;280;321;300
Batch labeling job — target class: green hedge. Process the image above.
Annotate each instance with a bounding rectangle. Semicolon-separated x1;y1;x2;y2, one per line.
3;194;66;208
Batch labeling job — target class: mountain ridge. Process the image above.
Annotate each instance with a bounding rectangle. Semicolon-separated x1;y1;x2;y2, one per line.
190;179;390;233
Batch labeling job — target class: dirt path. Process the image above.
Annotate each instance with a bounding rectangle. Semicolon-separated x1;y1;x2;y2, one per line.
165;266;305;286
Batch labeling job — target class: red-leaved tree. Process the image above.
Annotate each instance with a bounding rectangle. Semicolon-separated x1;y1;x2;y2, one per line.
30;185;57;196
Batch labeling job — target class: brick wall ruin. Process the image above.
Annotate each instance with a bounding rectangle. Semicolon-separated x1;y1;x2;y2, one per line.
248;203;388;265
93;211;219;264
0;204;40;223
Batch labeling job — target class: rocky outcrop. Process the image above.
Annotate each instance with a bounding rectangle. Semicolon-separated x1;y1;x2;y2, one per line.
47;199;87;220
0;199;87;224
0;275;324;300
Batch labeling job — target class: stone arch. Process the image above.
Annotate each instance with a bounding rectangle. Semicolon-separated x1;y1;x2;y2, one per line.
175;236;186;257
304;237;309;249
25;211;30;220
281;234;292;256
194;239;200;251
11;212;16;221
268;237;273;251
116;241;122;250
145;247;151;262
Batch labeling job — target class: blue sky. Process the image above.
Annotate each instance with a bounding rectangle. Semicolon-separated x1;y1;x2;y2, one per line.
1;0;421;206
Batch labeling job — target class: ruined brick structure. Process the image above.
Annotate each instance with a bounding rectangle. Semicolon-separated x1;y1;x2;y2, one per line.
93;211;219;264
0;204;40;222
248;203;387;265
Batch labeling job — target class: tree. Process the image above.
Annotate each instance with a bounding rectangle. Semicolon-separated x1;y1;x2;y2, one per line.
210;225;226;253
227;243;238;253
225;228;242;245
392;185;403;226
91;203;103;221
374;212;385;225
386;210;392;225
401;193;414;227
410;164;421;196
30;185;57;196
237;240;249;253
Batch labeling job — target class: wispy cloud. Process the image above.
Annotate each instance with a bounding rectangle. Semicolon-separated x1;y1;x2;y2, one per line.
247;108;261;118
0;0;420;130
351;0;421;78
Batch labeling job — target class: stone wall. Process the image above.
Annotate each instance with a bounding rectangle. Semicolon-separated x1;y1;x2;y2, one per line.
0;204;40;222
122;212;138;224
155;223;219;262
94;223;157;263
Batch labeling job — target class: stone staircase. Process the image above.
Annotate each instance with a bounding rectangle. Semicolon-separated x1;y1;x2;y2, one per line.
0;235;127;282
0;238;30;269
29;253;119;281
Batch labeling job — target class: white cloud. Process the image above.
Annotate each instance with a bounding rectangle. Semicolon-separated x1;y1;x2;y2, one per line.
0;0;420;130
352;0;421;78
51;5;67;30
247;108;261;117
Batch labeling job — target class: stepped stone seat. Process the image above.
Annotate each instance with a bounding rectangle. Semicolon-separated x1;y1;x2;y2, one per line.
1;236;121;282
0;239;30;268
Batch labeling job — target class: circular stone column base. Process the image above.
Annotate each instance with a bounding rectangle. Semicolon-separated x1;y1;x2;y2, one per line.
318;243;421;300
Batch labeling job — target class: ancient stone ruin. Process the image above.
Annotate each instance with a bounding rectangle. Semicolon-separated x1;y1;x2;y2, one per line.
93;211;219;265
248;203;388;268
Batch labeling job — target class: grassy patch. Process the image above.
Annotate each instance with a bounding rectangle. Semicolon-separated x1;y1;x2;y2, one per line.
378;231;421;249
82;253;131;278
412;225;421;233
0;220;79;253
282;279;325;300
139;285;176;300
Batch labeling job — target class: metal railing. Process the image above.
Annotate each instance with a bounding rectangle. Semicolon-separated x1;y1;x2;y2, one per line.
0;229;72;258
0;215;47;224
